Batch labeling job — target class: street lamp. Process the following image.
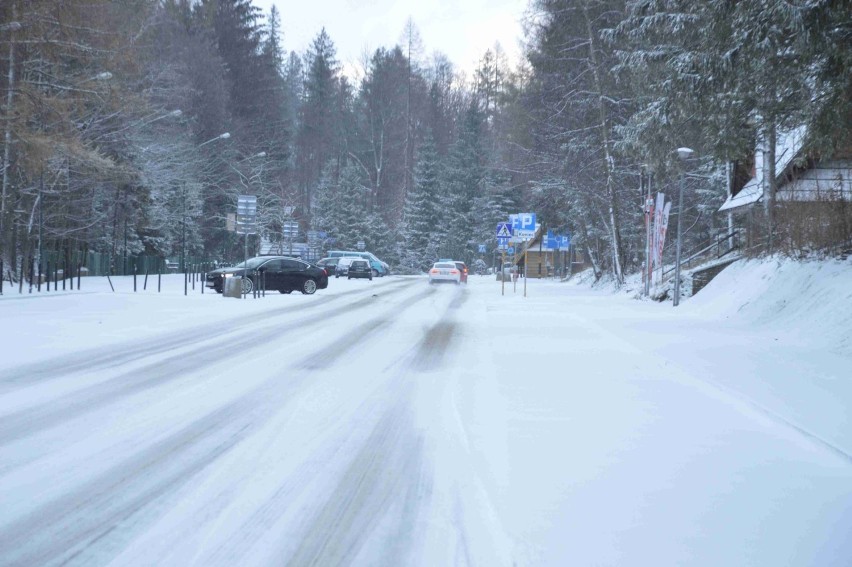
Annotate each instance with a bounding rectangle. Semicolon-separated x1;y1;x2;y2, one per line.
198;132;230;147
673;147;694;307
82;71;112;83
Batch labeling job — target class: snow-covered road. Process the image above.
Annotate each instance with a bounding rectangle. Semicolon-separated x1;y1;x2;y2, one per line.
1;264;850;566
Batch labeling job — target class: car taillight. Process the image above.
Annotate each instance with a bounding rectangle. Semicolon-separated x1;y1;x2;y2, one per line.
430;269;439;274
450;269;459;274
463;268;468;273
323;268;328;276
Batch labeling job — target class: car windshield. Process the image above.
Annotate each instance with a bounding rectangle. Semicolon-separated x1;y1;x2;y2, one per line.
233;257;270;269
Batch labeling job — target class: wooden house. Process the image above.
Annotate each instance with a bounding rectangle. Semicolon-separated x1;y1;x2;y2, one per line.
718;126;851;249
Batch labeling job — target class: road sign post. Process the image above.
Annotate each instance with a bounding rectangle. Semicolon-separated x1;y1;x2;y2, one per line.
236;195;257;299
501;250;505;296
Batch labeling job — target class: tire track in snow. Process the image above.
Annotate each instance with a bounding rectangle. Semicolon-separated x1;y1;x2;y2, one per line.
283;401;428;567
0;279;414;388
0;281;459;566
297;286;437;370
0;281;421;447
182;287;453;566
281;296;469;566
0;369;313;567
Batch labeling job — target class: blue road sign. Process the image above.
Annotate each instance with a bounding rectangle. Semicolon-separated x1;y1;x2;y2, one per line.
508;246;515;254
547;230;557;249
496;223;512;238
478;244;487;253
497;236;509;247
511;213;536;231
559;235;570;249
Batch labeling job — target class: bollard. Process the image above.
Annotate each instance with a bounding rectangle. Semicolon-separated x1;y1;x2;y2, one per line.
62;260;66;291
184;269;187;296
0;259;3;294
134;265;137;292
192;264;195;291
37;261;42;292
201;272;205;294
158;268;161;293
107;274;115;292
28;257;34;294
144;269;149;291
78;263;81;289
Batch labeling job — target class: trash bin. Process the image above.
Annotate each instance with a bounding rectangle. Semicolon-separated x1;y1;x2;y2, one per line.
223;276;242;298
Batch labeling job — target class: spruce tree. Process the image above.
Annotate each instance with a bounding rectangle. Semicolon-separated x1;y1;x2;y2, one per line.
401;133;442;271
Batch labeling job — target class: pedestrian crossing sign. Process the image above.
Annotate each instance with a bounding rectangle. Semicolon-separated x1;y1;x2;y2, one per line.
496;223;512;238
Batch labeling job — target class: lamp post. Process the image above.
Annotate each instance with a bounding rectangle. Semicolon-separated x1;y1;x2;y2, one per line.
673;147;694;307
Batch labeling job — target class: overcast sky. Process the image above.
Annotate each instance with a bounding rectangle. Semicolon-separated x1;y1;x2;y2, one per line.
252;0;528;78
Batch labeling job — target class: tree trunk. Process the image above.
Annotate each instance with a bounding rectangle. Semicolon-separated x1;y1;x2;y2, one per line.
581;1;624;284
763;121;777;252
1;1;19;276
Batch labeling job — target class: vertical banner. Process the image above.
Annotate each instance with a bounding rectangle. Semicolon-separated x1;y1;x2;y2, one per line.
656;201;672;283
645;196;655;289
652;192;665;267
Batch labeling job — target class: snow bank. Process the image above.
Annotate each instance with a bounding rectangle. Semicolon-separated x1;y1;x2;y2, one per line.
685;257;852;356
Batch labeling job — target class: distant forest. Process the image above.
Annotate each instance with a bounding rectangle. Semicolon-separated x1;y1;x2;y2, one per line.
0;0;848;281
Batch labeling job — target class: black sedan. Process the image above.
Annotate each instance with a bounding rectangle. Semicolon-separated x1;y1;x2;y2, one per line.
347;258;373;280
206;256;329;295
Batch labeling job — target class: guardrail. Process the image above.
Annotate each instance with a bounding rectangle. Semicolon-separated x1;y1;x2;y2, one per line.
662;229;742;280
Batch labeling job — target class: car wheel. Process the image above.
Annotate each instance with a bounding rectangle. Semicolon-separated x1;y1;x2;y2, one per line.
279;289;292;294
369;276;373;281
241;277;254;294
335;274;339;278
301;278;318;295
347;276;351;280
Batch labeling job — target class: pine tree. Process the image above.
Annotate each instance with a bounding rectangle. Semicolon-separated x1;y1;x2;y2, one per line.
401;133;442;271
440;103;485;264
297;29;342;219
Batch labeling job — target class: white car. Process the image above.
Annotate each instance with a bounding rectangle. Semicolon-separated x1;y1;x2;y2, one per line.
334;256;362;277
428;261;461;284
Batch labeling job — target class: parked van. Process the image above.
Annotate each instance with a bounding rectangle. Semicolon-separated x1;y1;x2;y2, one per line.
326;250;389;276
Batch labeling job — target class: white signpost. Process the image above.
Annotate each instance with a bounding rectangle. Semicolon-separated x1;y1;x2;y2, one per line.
236;195;257;298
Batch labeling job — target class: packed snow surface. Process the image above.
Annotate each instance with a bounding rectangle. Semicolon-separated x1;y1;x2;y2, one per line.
0;257;850;566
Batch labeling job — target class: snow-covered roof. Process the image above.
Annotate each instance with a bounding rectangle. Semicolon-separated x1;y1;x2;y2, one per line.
718;126;808;213
719;178;762;212
774;126;807;179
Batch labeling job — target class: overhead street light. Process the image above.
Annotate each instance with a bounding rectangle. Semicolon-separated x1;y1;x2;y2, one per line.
673;147;694;307
199;132;230;147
